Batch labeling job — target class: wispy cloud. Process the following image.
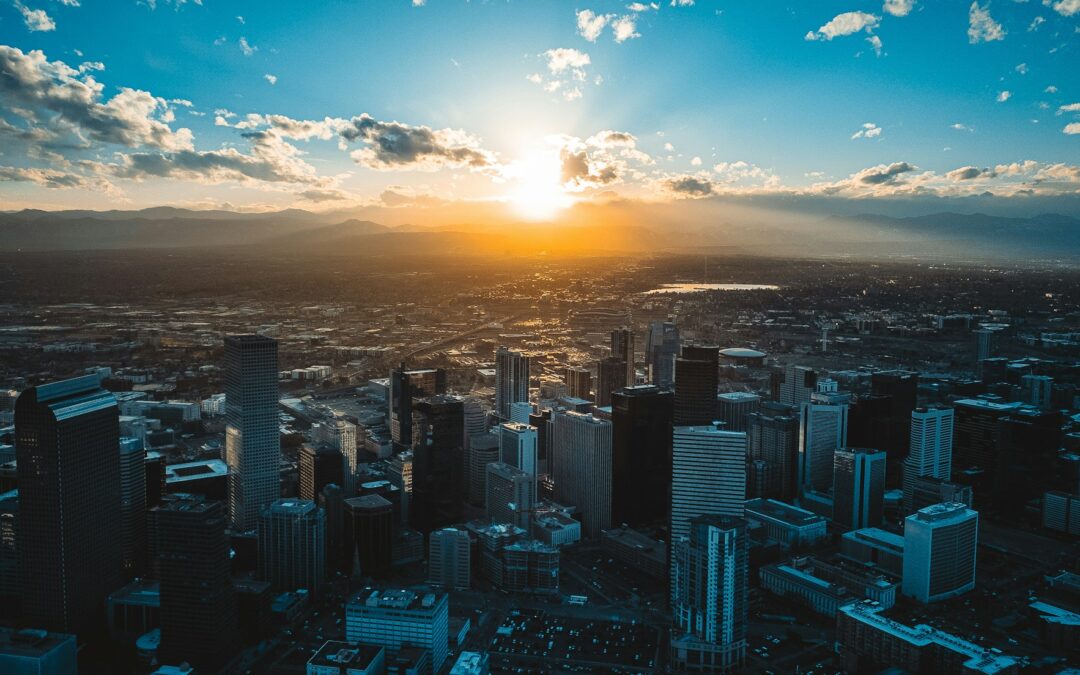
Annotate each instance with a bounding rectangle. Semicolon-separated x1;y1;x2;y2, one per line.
14;1;56;31
968;2;1005;44
805;11;880;41
851;122;882;139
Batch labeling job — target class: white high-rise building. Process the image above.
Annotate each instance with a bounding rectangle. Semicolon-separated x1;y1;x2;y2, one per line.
225;334;280;532
499;423;537;476
495;347;530;420
509;401;533;425
903;407;954;513
345;587;448;673
118;436;147;577
780;365;816;407
551;411;612;538
902;502;978;604
798;401;848;496
314;417;358;495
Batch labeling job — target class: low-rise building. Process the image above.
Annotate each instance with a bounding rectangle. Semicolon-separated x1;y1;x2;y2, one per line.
345;587;448;674
600;526;666;580
0;628;77;675
743;498;828;550
307;641;385;675
839;527;905;577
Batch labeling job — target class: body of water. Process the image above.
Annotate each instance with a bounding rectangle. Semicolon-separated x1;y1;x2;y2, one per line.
644;283;780;295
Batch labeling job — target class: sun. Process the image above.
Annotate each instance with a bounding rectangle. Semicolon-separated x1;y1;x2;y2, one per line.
507;151;573;221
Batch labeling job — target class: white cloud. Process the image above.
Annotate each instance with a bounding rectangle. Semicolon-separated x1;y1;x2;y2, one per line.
670;0;694;5
611;15;640;42
805;11;880;41
627;2;658;11
264;73;277;85
1015;62;1028;74
236;15;244;24
239;37;257;57
1059;103;1080;113
576;9;612;42
882;0;914;17
412;0;425;6
851;122;882;139
690;156;702;166
1028;15;1045;31
1045;85;1058;93
530;49;595;100
997;90;1011;102
866;35;884;55
1064;123;1080;135
951;122;974;131
664;142;674;151
213;36;226;46
14;2;56;31
968;3;1005;43
544;48;590;74
1048;0;1080;17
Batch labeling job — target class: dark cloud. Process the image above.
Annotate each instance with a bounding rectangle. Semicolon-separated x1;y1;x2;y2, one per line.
0;165;92;188
560;147;619;189
856;161;915;185
663;175;713;197
339;113;496;171
946;166;993;181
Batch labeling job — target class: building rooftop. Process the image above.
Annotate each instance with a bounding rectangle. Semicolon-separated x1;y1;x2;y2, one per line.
910;502;976;525
745;498;827;527
719;348;767;359
307;641;384;670
717;391;762;401
0;627;76;658
164;458;228;483
263;498;318;516
842;527;905;551
349;587;446;612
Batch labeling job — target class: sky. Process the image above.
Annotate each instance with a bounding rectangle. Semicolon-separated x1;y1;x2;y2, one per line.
0;0;1079;221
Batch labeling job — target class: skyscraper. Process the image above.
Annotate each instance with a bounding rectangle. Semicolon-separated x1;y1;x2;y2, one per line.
747;402;800;501
411;396;465;532
258;499;326;595
870;370;918;460
673;344;720;427
646;320;680;388
902;502;978;603
953;398;1022;509
495;347;530;420
716;392;761;433
299;443;345;502
832;448;886;531
551;411;612;538
224;334;280;532
611;327;636;386
565;367;592;400
119;436;147;579
466;433;500;507
313;418;358;495
798;399;848;496
611;385;674;526
15;374;122;635
153;493;237;668
595;355;628;408
386;451;412;526
499;422;538;476
344;495;394;578
389;366;447;450
903;407;954;513
429;527;471;591
486;462;535;529
779;365;817;407
671;515;748;673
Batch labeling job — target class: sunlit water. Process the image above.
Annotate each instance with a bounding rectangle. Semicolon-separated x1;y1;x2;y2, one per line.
643;283;780;294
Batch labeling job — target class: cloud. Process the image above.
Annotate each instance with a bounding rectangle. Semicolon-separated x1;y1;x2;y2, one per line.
853;161;916;185
1064;123;1080;134
946;166;993;180
0;45;193;152
611;15;640;42
951;123;973;131
298;188;351;202
239;37;257;56
1059;103;1080;113
1015;63;1028;75
0;165;98;189
544;48;590;74
1045;85;1058;93
1028;15;1045;31
866;35;884;55
662;175;713;197
670;0;694;6
264;73;277;85
576;9;612;41
805;11;880;41
997;90;1011;102
882;0;914;17
851;122;882;139
627;2;658;11
586;130;638;148
968;3;1005;43
690;156;702;166
530;49;593;101
1048;0;1080;17
338;113;497;171
14;2;56;31
560;147;619;188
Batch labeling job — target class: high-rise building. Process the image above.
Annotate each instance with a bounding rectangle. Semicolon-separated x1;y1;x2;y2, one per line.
645;320;680;388
1020;374;1054;410
144;451;166;509
319;483;346;575
869;370;918;460
313;418;358;495
119;436;147;579
300;443;345;502
152;493;237;668
716;392;761;433
595;356;628;408
389;366;447;450
953;398;1023;509
551;411;612;538
565;367;592;400
386;451;412;526
994;406;1062;514
466;433;500;507
798;399;848;496
345;587;449;674
779;365;817;407
611;385;674;527
411;396;465;532
903;407;954;513
498;422;538;476
747;402;800;501
486;462;535;529
224;334;280;532
611;327;636;386
973;328;996;361
258;499;326;595
902;502;978;604
495;347;530;420
15;375;123;635
674;345;720;426
671;515;748;673
428;528;471;591
529;409;552;476
832;448;886;531
0;489;17;606
344;495;394;579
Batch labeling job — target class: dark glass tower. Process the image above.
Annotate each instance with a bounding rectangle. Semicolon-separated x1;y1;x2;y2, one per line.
411;395;465;531
15;374;122;635
611;385;674;527
344;495;394;578
596;356;628;408
611;327;636;386
299;443;345;501
673;344;720;426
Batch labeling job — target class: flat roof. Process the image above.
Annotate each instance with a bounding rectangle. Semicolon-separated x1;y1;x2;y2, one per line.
745;498;826;527
164;459;228;482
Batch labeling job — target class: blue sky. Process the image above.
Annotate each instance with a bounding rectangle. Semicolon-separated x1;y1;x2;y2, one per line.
0;0;1078;218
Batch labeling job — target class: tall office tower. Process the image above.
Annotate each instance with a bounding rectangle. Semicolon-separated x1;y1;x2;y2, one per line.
671;515;748;673
411;396;465;532
429;527;471;590
973;328;996;361
258;499;325;595
611;327;637;385
529;409;552;475
869;370;918;460
779;365;817;407
798;399;848;496
847;394;893;463
495;347;531;420
486;462;535;529
153;494;237;668
0;489;17;607
747;402;800;501
299;443;345;501
344;495;394;578
345;588;449;674
224;334;280;532
119;436;147;579
319;483;345;575
551;411;613;538
903;407;955;513
499;422;538;476
646;320;680;388
466;433;500;506
595;356;629;408
670;427;746;601
1020;374;1054;409
15;375;122;635
313;418;358;495
386;451;412;526
674;344;720;426
145;451;166;508
565;367;592;400
994;406;1063;514
832;448;887;531
716;392;761;433
508;401;533;425
953;398;1022;509
611;385;674;527
389;366;447;450
462;398;488;500
902;502;978;603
